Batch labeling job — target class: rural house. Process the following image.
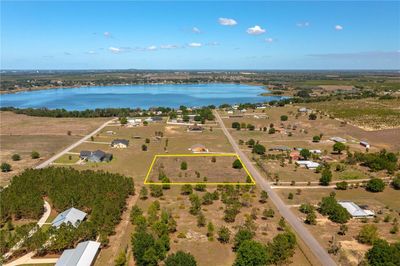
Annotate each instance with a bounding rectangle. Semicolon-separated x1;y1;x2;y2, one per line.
330;137;347;143
80;150;113;163
111;139;129;148
52;207;87;228
56;240;101;266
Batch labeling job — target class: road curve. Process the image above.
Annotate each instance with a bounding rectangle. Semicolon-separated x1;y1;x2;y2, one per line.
214;110;336;266
35;118;117;169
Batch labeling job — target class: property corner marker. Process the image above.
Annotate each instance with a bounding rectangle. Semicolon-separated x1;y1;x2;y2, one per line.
144;153;256;185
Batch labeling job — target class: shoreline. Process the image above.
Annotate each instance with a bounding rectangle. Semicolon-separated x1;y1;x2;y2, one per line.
0;81;270;95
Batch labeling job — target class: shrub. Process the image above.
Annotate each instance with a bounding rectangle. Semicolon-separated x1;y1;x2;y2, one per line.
217;226;231;243
312;136;320;142
357;224;378;245
11;154;21;161
333;142;346;154
366;178;385;192
308;113;317;120
336;181;348;190
31;151;40;159
232;122;241;130
181;184;193;195
233;228;255;251
391;176;400;190
299;203;314;214
234;240;267;266
280;115;288;121
365;239;400;266
319;168;332;186
1;162;11;172
319;196;350;224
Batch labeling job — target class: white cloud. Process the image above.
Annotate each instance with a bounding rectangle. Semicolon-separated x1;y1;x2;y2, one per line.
296;21;310;27
160;44;180;49
104;31;111;38
108;46;122;53
335;25;343;31
192;27;201;33
247;25;266;35
86;50;97;54
265;38;274;43
146;45;157;51
218;17;237;26
188;42;202;47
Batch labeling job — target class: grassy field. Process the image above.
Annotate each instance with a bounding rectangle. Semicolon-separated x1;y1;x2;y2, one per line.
0;111;109;186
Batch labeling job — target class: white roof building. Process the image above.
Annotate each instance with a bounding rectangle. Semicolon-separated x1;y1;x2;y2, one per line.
338;201;375;218
310;149;322;154
295;160;320;169
56;241;101;266
52;207;87;228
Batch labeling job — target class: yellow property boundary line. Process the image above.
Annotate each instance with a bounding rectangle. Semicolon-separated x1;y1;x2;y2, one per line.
144;153;256;185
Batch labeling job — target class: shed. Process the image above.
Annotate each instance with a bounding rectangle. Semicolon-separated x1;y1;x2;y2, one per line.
52;207;87;228
56;241;100;266
330;137;347;143
338;201;375;218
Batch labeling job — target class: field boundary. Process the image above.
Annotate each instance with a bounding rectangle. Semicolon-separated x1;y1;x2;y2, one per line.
144;153;256;185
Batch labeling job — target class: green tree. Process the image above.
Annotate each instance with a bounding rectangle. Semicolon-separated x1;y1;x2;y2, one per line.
234;240;268;266
366;178;385;192
149;185;163;198
266;232;297;265
308;113;317;120
119;117;128;125
300;149;311;160
218;226;231;243
207;221;214;240
357;224;379;245
252;144;266;155
280;115;288;121
262;208;275;219
305;211;317;225
114;249;127;266
1;162;11;172
333;142;346;154
181;161;188;170
232;159;243;169
131;231;155;266
31;151;40;159
189;194;201;215
233;227;255;251
232;122;241;129
165;251;197;266
312;136;321;142
319;168;332;186
336;181;348;190
365;239;400;266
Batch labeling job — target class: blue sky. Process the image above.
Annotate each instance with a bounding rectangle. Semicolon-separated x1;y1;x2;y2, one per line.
1;1;399;70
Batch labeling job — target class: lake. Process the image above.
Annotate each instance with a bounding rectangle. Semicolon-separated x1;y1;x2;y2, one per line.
0;83;285;110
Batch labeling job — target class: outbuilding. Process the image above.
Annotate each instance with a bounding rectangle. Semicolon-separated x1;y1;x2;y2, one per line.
189;144;209;153
56;241;101;266
338;201;375;218
111;139;129;148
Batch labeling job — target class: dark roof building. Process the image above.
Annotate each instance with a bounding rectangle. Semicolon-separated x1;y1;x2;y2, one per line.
80;150;113;163
111;139;129;147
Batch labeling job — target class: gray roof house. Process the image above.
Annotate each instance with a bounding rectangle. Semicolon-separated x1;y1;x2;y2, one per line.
80;150;113;163
56;240;101;266
52;207;87;228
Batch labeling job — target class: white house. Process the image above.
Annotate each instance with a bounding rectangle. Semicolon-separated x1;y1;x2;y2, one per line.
111;139;129;148
338;201;375;218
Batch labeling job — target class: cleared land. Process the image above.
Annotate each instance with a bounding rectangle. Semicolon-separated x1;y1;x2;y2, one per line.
306;98;400;130
0;112;108;186
146;154;252;184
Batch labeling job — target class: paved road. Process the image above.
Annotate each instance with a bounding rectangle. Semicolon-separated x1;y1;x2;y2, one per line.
35;118;116;169
214;110;336;266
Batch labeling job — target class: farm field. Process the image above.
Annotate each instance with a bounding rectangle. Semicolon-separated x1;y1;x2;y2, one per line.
0;111;109;186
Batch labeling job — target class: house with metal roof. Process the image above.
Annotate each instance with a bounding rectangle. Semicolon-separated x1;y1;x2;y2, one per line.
295;160;320;169
338;201;375;218
330;137;347;143
52;207;87;228
111;139;129;148
80;150;113;163
56;241;100;266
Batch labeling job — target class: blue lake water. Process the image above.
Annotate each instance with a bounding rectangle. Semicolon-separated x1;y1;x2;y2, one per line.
0;83;285;110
